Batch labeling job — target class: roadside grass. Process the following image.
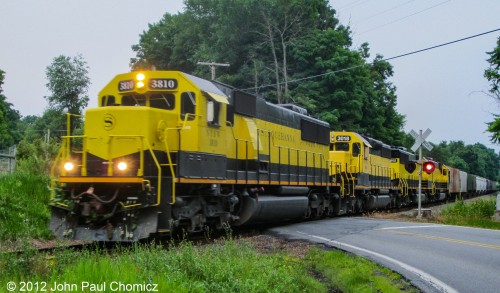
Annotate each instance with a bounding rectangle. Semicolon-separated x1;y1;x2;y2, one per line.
0;236;420;293
305;248;418;293
1;239;327;293
439;197;500;229
0;173;52;241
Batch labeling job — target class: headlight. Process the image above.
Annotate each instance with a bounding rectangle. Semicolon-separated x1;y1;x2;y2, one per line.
136;73;145;81
136;73;145;89
117;162;127;171
64;162;74;171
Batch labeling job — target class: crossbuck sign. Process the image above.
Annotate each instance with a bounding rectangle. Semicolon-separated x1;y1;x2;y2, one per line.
410;128;433;152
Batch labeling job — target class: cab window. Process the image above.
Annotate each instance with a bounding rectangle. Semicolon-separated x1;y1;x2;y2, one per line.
101;95;116;106
181;92;196;120
206;97;220;126
334;142;349;151
122;95;146;106
353;143;361;157
150;94;175;110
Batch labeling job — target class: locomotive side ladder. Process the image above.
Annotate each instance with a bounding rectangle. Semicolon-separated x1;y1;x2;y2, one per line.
161;127;178;205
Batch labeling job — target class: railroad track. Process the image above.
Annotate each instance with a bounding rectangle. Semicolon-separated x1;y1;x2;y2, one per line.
5;192;496;255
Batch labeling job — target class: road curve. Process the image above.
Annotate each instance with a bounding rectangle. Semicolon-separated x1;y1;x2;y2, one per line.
267;217;500;293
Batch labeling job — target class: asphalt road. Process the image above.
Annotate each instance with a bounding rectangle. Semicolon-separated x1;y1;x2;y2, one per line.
268;217;500;293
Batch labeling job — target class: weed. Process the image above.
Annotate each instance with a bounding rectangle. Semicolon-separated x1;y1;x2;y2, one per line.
1;239;327;293
0;173;51;240
440;197;500;229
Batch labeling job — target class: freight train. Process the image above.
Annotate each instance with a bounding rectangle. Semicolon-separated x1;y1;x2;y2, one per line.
48;71;496;241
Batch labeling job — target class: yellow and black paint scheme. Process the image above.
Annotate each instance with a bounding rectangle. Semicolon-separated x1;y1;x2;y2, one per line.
328;132;453;211
421;159;449;201
390;147;418;199
48;70;495;242
49;71;331;241
329;132;395;211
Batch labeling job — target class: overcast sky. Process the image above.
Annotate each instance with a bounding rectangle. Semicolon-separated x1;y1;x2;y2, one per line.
0;0;499;151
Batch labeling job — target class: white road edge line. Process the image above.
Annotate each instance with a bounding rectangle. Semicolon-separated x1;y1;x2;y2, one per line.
296;231;458;293
377;225;447;230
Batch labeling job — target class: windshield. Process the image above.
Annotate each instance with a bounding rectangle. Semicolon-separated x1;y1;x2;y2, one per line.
100;94;176;110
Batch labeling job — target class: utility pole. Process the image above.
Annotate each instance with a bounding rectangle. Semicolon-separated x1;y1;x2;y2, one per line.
197;62;230;80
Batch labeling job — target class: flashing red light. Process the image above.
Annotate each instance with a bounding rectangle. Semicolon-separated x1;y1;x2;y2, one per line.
423;161;435;174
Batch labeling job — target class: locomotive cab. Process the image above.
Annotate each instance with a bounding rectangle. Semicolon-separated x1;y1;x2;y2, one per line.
329;132;371;196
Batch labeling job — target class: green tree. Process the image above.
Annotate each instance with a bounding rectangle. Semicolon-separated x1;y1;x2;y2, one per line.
130;0;406;144
425;140;500;180
19;110;67;142
484;37;500;142
45;55;90;116
0;69;21;148
45;54;90;135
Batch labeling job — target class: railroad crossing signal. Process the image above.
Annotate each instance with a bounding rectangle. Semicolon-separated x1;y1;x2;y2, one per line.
410;128;433;152
423;161;436;174
409;128;433;219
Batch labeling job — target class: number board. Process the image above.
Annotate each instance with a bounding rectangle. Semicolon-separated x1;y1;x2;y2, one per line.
149;79;178;90
118;80;134;92
336;135;351;142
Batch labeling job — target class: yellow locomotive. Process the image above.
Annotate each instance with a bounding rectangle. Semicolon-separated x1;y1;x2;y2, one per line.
49;71;330;241
328;131;450;212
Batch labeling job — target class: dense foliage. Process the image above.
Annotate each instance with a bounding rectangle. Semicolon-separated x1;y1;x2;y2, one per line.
0;69;22;149
424;140;500;181
485;37;500;142
131;0;406;145
440;197;500;230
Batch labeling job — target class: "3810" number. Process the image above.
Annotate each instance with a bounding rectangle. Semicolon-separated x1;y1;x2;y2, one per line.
150;79;177;90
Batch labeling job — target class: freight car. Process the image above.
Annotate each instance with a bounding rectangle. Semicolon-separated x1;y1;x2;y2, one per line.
49;70;497;242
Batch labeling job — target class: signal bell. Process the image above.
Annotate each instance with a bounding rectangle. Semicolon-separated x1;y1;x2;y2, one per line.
423;161;435;174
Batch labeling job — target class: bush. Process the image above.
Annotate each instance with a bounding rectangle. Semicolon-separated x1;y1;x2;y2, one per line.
440;197;500;229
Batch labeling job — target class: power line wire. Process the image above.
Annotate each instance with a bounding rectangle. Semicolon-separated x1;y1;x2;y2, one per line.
338;0;372;10
240;28;500;91
359;0;451;35
384;28;500;61
354;0;415;25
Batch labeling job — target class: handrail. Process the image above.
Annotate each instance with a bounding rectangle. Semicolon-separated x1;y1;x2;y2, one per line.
143;140;162;206
162;127;180;205
51;144;65;178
